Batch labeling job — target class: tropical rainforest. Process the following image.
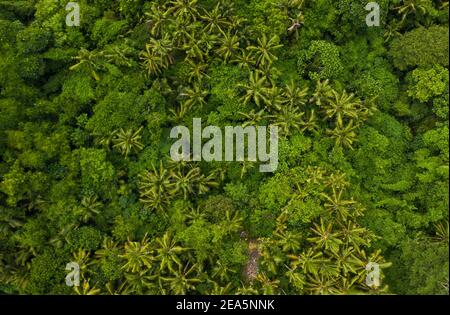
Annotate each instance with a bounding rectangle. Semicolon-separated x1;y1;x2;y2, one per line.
0;0;448;295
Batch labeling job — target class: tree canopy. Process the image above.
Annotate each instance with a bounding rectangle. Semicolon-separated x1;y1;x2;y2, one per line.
0;0;448;295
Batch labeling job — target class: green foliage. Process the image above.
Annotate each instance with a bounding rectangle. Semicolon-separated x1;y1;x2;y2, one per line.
389;26;449;70
239;0;289;36
298;40;344;81
86;88;163;135
331;0;389;40
67;226;103;251
91;18;128;47
407;65;449;102
28;249;70;294
78;148;116;196
353;59;399;111
387;238;449;295
0;1;35;21
0;0;448;296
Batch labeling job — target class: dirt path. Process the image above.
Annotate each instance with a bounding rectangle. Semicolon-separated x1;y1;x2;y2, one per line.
244;239;261;282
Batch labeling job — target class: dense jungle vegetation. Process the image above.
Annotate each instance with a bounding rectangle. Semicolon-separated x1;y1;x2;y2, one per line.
0;0;448;295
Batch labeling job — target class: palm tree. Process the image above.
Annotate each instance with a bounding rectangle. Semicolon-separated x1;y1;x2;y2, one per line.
201;3;230;34
102;45;134;68
140;45;164;76
212;260;237;282
305;274;338;295
72;249;95;280
339;222;371;250
0;211;22;237
170;101;192;123
275;230;300;252
324;172;350;190
323;90;360;125
330;246;358;276
74;280;101;295
186;59;209;83
247;34;283;67
154;232;185;272
239;160;256;179
239;71;269;107
207;280;233;295
232;50;256;71
305;166;326;185
284;265;306;290
139;163;174;211
282;80;309;108
4;269;28;293
326;120;358;149
95;237;120;260
264;86;284;110
359;97;377;124
112;126;144;157
171;168;198;199
260;242;284;275
321;187;356;221
139;162;174;197
179;84;209;109
139;189;173;212
258;64;281;86
182;31;217;62
168;0;200;23
69;48;104;81
146;35;175;68
255;273;280;294
105;282;125;295
152;77;173;96
308;218;343;253
300;110;320;134
433;221;449;243
122;270;158;294
191;172;219;195
275;210;289;234
310;79;333;106
172;18;195;48
120;235;154;273
333;277;361;295
49;223;77;249
383;19;402;42
93;131;115;151
195;171;220;195
184;206;206;225
240;109;266;127
350;249;391;285
228;15;247;31
318;258;340;278
220;210;243;234
394;0;428;21
288;248;324;276
236;283;259;295
161;263;201;294
75;194;102;223
216;31;240;62
268;105;304;137
145;4;168;37
323;90;359;124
